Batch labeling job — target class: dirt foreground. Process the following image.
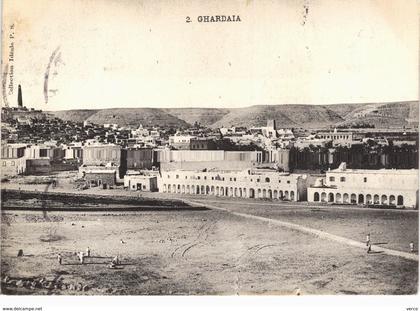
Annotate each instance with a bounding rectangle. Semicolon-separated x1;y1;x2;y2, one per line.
1;198;418;295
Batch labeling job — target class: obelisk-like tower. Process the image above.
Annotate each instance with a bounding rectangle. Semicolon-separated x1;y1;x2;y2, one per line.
17;85;23;108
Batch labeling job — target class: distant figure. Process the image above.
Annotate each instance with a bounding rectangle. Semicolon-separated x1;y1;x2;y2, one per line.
57;254;62;265
111;255;119;265
17;249;23;257
78;252;84;264
86;247;91;257
410;241;415;253
366;233;370;246
367;241;372;254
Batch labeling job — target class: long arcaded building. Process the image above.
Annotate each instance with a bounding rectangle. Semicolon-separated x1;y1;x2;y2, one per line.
307;163;418;208
158;169;308;201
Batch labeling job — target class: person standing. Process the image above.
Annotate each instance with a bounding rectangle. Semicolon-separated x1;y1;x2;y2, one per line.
79;252;84;264
57;254;62;265
410;241;415;253
86;247;91;257
367;241;372;254
366;233;371;246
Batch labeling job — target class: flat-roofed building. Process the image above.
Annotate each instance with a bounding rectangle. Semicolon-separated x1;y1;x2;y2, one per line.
307;162;418;208
155;149;265;171
126;148;153;170
84;169;117;188
124;172;158;192
1;143;28;177
158;168;308;201
82;143;121;166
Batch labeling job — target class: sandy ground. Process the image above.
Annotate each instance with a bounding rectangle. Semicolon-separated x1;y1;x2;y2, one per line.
1;206;418;295
1;172;418;295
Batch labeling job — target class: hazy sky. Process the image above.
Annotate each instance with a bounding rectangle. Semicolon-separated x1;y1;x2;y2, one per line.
2;0;418;110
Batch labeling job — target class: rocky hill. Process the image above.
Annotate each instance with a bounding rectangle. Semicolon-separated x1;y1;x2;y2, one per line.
49;101;418;129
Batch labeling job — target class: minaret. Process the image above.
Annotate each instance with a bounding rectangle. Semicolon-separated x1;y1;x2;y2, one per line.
17;84;23;108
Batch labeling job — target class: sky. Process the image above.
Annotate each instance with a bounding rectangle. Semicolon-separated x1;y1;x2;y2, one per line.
1;0;419;110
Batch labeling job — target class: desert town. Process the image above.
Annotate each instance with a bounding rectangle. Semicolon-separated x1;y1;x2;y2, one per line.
1;86;419;295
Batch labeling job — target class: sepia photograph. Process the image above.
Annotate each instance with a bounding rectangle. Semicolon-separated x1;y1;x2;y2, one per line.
0;0;419;309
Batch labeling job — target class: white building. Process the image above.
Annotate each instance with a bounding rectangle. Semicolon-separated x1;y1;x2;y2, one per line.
124;172;158;192
158;169;308;201
308;163;418;208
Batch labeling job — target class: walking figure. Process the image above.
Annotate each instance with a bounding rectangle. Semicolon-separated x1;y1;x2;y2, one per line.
367;241;372;254
86;247;91;257
78;252;84;264
410;241;415;253
366;233;370;246
57;254;62;265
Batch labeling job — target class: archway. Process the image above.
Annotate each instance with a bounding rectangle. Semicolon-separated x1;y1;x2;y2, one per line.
389;195;396;205
290;191;295;201
351;193;356;204
284;191;289;200
366;194;372;204
249;188;255;198
343;193;349;203
220;187;224;196
381;195;387;205
328;193;334;202
262;189;267;199
273;190;278;199
321;192;327;202
314;192;320;202
397;195;404;206
374;195;379;204
335;193;341;203
358;194;364;204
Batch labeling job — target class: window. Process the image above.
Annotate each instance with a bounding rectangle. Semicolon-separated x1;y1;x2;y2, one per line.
211;177;214;180
204;176;207;180
278;180;281;183
176;175;179;179
329;177;335;182
40;149;48;157
11;161;15;166
230;178;232;181
198;176;201;180
257;179;260;182
185;176;187;179
265;177;270;182
234;178;236;181
287;180;290;184
340;177;346;182
167;175;170;178
363;177;367;183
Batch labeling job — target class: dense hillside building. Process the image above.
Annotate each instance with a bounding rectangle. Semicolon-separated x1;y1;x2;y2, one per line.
307;163;418;208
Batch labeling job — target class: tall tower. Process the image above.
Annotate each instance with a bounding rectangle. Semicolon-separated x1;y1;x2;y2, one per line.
17;84;23;108
267;119;276;130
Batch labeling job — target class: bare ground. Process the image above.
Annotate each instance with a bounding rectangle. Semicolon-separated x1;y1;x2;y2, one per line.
1;203;418;295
